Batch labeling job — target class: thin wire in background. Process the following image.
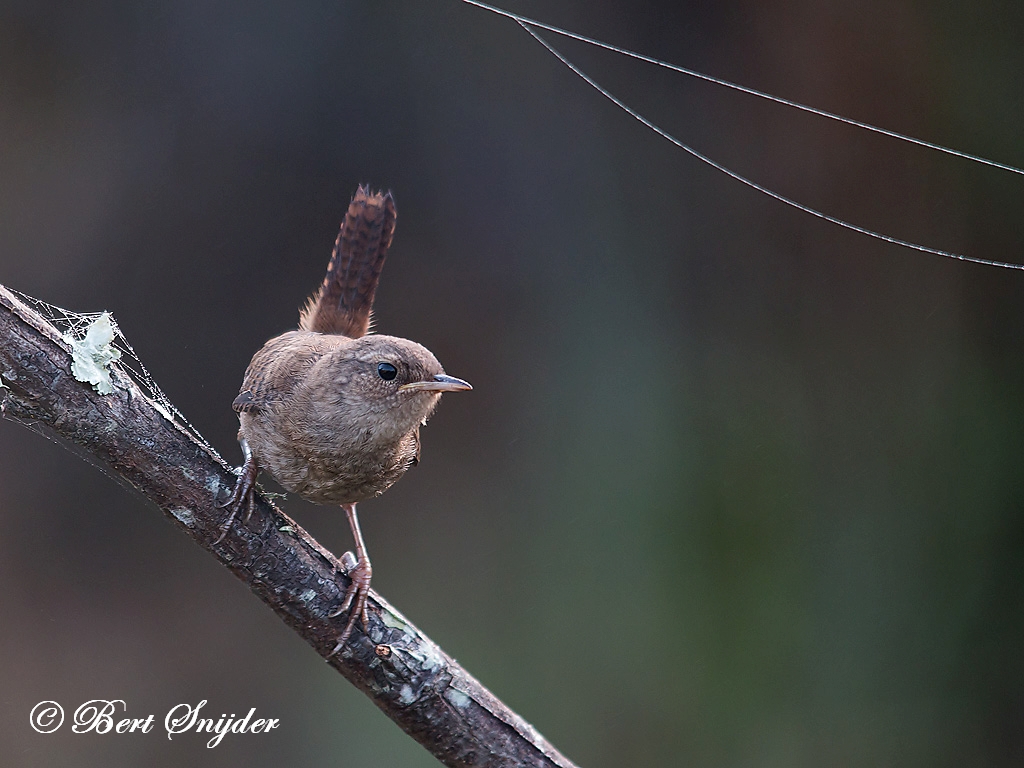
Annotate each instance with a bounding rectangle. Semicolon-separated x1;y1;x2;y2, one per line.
461;0;1024;270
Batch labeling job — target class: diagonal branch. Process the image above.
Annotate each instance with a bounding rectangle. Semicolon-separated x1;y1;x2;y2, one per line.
0;282;577;768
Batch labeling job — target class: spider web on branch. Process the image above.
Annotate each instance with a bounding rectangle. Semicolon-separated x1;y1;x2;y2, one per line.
8;287;220;458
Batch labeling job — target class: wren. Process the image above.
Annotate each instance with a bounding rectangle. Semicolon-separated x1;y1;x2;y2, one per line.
218;186;471;652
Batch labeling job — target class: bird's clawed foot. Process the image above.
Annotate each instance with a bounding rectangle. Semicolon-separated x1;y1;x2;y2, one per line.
328;551;372;656
214;440;259;544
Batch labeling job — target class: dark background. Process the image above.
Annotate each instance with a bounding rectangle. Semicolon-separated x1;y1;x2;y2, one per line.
2;1;1023;765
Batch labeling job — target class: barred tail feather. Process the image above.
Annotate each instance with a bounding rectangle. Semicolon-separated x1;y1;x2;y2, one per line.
299;185;397;338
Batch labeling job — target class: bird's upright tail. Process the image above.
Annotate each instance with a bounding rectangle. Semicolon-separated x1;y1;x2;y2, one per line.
299;185;397;338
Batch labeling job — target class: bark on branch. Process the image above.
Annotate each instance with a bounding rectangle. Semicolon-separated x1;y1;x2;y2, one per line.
0;283;577;768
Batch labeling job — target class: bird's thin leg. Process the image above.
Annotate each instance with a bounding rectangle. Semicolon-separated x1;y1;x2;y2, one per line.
329;502;372;655
214;438;259;544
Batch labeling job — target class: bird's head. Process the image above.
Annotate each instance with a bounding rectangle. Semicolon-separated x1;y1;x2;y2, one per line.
312;334;471;441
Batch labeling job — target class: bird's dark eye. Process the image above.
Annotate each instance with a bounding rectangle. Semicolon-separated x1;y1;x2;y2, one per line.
377;362;398;381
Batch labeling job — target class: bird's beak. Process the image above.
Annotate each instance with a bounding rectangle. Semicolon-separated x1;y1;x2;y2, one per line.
399;374;472;393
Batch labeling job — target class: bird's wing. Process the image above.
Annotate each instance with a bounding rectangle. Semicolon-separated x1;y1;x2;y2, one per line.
232;331;332;414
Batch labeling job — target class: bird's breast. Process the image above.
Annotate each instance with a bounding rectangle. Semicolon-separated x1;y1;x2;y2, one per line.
240;409;418;505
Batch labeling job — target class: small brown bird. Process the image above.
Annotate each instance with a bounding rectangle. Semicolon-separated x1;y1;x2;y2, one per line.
218;186;471;651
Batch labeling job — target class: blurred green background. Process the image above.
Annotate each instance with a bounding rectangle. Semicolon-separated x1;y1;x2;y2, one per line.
2;1;1023;765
